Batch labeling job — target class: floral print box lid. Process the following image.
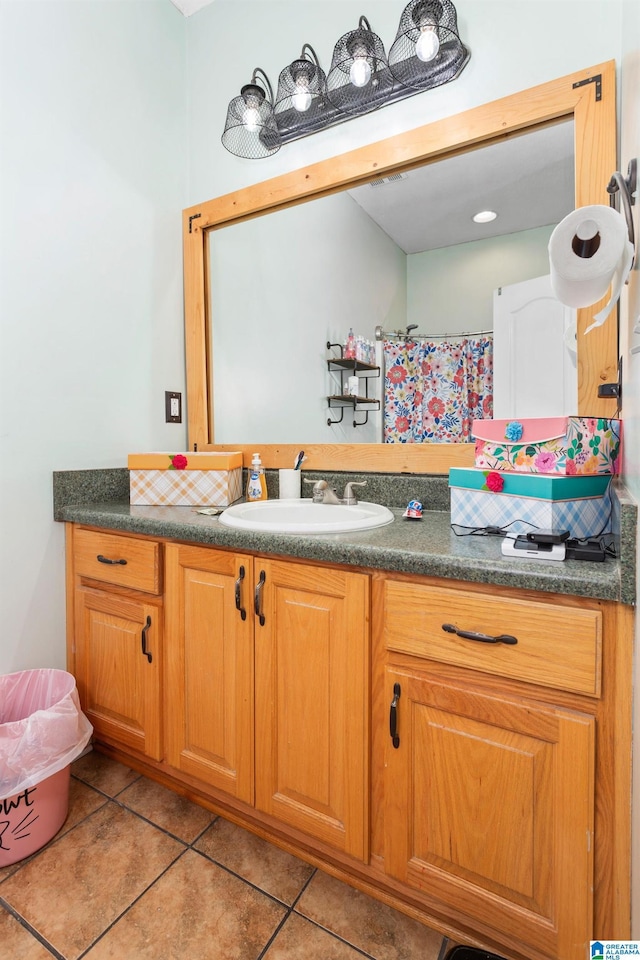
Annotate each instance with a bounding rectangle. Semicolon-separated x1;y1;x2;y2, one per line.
471;417;621;475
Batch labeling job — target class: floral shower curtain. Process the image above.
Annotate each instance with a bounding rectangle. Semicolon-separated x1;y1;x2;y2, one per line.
383;336;493;443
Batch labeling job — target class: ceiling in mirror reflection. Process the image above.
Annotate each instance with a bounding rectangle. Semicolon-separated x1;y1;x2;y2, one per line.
347;120;574;252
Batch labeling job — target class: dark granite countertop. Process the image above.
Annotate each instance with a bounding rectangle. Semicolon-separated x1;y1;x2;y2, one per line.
53;468;636;604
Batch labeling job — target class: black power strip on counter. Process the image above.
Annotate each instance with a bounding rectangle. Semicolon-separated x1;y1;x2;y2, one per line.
565;538;607;562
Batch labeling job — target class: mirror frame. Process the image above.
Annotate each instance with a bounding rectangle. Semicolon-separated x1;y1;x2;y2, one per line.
183;61;617;473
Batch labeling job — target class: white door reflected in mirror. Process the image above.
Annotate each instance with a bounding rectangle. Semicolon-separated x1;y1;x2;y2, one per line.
492;274;577;419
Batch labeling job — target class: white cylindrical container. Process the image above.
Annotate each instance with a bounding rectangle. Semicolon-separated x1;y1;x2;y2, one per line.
279;469;302;499
348;376;359;396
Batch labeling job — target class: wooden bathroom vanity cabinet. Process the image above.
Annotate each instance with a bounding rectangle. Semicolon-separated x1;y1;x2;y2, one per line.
63;515;633;960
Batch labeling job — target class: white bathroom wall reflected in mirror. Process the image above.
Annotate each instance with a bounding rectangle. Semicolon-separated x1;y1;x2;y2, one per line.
208;120;575;444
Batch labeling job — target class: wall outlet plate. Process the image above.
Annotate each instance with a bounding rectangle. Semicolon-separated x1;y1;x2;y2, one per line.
165;391;182;423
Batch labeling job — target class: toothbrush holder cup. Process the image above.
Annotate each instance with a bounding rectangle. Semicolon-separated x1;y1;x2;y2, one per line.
279;469;302;499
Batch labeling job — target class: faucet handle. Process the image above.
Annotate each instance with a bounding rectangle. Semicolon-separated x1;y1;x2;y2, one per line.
342;481;367;505
304;478;327;503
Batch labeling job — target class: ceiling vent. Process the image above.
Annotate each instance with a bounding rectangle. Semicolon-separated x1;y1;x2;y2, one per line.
368;173;409;187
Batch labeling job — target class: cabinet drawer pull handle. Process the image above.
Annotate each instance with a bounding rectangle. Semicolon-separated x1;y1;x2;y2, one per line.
389;682;401;749
442;623;518;645
141;616;153;663
235;565;247;620
97;554;127;566
254;570;266;626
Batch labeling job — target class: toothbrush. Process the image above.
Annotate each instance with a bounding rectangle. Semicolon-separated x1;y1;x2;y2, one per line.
294;450;305;470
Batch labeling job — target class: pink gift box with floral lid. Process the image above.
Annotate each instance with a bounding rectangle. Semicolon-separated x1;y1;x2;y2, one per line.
472;417;621;476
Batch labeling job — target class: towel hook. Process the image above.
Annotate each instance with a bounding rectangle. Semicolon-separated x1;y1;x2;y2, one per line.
606;158;637;270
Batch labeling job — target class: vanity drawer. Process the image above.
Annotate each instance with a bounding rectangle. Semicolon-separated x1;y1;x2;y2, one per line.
382;580;602;697
73;529;161;595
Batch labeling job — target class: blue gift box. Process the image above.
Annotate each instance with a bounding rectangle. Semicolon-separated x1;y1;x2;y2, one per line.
449;468;611;538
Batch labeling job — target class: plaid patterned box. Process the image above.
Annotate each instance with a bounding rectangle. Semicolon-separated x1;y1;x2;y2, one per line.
449;468;611;539
128;451;243;506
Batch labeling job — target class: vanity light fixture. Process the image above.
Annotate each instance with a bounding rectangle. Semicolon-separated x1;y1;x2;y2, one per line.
220;1;470;158
221;67;280;159
388;0;468;90
473;210;498;223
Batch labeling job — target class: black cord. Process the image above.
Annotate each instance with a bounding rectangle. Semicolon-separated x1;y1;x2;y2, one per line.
451;478;615;547
450;521;534;538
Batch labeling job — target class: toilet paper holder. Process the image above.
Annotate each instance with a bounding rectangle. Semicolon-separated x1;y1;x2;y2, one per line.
606;158;637;270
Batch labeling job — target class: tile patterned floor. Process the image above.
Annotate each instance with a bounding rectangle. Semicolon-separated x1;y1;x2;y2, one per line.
0;752;453;960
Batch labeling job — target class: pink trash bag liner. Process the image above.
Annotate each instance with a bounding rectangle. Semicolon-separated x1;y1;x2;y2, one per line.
0;669;92;865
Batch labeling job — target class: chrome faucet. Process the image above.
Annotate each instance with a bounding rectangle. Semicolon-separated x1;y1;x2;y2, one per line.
304;479;367;505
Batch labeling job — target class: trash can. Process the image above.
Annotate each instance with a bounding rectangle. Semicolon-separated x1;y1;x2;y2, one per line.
0;669;93;866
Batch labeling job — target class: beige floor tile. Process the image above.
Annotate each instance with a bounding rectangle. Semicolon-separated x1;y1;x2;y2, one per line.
195;817;315;904
0;907;54;960
117;776;215;842
71;751;140;797
0;858;23;882
83;848;287;960
264;912;371;960
0;802;184;960
62;776;109;833
296;870;444;960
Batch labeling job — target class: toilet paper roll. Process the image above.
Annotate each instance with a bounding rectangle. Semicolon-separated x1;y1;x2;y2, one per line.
549;205;633;330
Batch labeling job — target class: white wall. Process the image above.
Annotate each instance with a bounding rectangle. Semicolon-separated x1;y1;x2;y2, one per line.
406;225;554;334
0;1;187;674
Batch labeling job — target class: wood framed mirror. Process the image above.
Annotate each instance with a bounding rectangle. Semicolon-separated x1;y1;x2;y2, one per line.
183;61;617;474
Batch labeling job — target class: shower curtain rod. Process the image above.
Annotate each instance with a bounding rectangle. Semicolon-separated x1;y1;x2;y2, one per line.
375;326;493;342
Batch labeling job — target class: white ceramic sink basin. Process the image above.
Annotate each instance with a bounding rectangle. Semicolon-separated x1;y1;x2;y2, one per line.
219;498;394;535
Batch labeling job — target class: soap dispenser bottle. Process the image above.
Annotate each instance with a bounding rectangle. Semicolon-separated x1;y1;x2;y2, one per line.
345;327;356;359
246;453;268;501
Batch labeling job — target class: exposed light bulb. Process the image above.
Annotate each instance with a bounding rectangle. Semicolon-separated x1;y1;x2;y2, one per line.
243;106;261;132
350;57;371;88
416;25;439;62
292;79;312;112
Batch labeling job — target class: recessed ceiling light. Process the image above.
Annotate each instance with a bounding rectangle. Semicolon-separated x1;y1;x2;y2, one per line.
473;210;498;223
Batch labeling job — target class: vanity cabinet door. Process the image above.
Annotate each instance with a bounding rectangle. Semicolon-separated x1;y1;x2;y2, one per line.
254;558;370;862
75;586;163;760
383;665;595;960
164;544;254;805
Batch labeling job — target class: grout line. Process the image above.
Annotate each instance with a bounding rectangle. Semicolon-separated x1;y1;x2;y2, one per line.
255;909;293;960
76;846;191;960
288;909;381;960
0;896;66;960
439;937;453;960
188;845;295;911
107;795;193;847
289;866;316;909
20;768;451;960
71;770;142;801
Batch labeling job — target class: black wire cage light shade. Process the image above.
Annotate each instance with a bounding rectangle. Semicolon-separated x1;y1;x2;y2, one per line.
221;67;281;159
275;44;327;120
326;16;394;117
388;0;469;91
